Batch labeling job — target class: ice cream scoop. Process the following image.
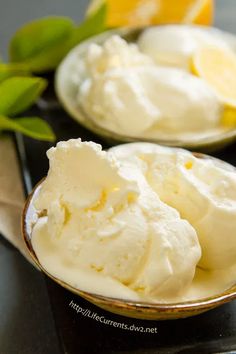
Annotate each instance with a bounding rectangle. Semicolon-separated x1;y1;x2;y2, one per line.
79;35;221;137
111;143;236;270
31;139;201;301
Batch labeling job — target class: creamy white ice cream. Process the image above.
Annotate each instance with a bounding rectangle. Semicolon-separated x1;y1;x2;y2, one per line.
111;143;236;271
78;35;222;137
31;139;201;302
30;140;236;302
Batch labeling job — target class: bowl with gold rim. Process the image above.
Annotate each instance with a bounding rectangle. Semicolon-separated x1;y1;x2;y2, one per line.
22;145;236;320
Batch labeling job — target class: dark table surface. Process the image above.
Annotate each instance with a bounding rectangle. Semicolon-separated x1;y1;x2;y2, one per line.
1;1;236;353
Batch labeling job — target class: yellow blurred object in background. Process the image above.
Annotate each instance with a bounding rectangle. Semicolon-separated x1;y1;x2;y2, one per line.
87;0;214;27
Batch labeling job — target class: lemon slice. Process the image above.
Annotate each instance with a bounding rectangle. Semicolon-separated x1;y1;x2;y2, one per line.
192;46;236;108
183;0;214;25
87;0;214;27
221;106;236;127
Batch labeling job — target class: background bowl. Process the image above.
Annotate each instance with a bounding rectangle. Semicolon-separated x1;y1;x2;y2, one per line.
22;149;236;320
55;25;236;152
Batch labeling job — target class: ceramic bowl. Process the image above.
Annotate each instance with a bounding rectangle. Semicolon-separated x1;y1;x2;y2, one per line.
22;151;236;320
55;25;236;152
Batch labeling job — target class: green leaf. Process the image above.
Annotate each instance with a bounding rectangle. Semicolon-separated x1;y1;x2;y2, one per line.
0;76;47;116
0;115;55;141
0;63;29;83
8;5;107;73
71;3;107;45
9;17;76;72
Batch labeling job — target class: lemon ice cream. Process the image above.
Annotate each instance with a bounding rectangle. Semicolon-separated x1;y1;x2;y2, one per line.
31;139;201;301
78;35;221;137
112;143;236;271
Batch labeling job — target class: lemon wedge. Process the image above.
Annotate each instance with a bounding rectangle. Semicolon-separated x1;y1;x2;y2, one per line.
192;46;236;108
87;0;214;27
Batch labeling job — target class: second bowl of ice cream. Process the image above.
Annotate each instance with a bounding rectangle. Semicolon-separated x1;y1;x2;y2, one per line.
56;25;236;150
